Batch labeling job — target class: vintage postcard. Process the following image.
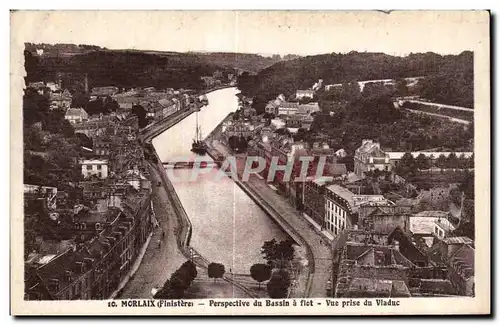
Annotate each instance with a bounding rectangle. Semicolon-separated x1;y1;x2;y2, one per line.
10;10;490;315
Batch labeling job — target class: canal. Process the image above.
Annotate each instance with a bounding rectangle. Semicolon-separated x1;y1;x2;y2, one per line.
152;87;289;274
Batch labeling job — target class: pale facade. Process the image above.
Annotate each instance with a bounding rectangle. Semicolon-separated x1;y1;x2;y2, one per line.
353;139;392;177
65;108;89;125
81;159;109;179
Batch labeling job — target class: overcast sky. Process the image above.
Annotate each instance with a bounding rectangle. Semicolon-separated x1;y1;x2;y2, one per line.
12;10;489;56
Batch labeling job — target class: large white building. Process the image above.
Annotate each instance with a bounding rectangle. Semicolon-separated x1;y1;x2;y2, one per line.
296;89;314;99
80;159;109;179
65;108;89;125
324;184;391;237
354;139;392;177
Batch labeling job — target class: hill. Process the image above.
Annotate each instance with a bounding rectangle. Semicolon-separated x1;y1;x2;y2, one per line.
191;52;285;73
24;49;230;91
24;45;296;91
237;51;473;108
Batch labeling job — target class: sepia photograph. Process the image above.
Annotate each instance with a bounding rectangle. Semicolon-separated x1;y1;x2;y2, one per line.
10;10;490;315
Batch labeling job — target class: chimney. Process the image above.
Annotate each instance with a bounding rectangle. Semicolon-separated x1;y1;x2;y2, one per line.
75;261;85;273
65;270;73;282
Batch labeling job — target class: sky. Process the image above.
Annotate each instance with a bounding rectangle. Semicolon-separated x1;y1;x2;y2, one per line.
11;10;489;57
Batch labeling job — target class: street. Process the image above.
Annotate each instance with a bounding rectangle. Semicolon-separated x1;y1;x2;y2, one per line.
119;164;188;298
210;140;333;298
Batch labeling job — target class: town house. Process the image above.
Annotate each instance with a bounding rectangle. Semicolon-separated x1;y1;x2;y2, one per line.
81;159;109;179
277;102;299;116
50;89;72;109
354;139;392;177
303;177;331;227
324;184;394;237
65;108;89;125
447;245;474;296
90;86;119;100
296;89;314;99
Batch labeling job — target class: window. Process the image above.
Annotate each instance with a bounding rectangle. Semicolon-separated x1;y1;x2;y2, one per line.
97;165;102;170
86;165;92;170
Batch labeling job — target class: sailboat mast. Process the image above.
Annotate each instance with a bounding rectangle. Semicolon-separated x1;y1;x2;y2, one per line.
195;111;199;141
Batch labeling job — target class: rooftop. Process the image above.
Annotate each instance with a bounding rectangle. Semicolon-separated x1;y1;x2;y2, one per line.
442;236;473;245
65;108;88;117
279;102;300;109
326;184;355;205
410;216;445;235
413;210;450;218
73;207;121;224
448;245;474;279
81;159;108;165
36;248;95;296
434;218;456;232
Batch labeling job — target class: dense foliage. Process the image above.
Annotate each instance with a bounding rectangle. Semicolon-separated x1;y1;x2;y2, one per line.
250;263;272;288
23;88;84;189
307;92;474;153
261;238;295;269
237;51;473;108
228;135;248;153
207;263;226;283
266;270;291;299
193;52;284;73
24;49;228;92
154;260;198;299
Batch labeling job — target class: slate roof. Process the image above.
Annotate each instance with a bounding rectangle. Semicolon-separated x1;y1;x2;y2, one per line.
448;244;474;279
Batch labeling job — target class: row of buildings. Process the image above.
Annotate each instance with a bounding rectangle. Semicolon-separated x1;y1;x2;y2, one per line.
28;81;73;110
63;87;202;129
27;81;202;128
24;112;157;300
264;94;320;131
353;139;473;177
200;70;236;88
239;85;474;297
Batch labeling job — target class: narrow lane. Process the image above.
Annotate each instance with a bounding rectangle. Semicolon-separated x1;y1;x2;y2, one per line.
119;163;187;298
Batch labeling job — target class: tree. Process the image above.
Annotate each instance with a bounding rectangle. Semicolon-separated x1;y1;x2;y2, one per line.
71;91;90;108
395;152;417;177
250;263;272;289
436;154;447;169
261;238;295;268
228;135;239;151
104;96;119;112
460;170;474;199
179;260;198;283
75;133;93;149
395;78;409;97
415;153;430;170
445;153;459;169
262;112;275;119
267;273;289;298
154;260;197;299
207;263;225;283
85;99;106;116
23;88;50;127
131;104;148;128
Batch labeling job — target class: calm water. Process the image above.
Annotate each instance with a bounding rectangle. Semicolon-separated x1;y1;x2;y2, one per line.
152;87;288;274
